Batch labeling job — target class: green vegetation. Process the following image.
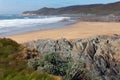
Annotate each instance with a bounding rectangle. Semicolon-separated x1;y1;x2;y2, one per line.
0;38;98;80
28;53;72;77
0;38;59;80
0;38;20;57
0;71;56;80
28;52;96;80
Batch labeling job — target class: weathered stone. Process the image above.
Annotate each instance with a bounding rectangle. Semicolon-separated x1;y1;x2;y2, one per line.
25;35;120;80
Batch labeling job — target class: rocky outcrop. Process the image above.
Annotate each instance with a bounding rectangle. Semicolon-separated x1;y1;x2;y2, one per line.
25;35;120;80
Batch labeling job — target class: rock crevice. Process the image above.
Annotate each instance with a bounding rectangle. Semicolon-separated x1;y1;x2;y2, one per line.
25;35;120;80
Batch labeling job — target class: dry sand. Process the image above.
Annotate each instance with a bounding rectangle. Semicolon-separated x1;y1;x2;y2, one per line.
5;22;120;43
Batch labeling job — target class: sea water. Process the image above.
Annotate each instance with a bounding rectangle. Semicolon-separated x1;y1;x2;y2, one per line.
0;14;75;37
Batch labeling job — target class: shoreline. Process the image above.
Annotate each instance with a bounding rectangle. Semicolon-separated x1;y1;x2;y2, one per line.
4;21;120;43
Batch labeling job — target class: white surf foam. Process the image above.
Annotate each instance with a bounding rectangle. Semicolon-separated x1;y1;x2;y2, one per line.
0;17;70;28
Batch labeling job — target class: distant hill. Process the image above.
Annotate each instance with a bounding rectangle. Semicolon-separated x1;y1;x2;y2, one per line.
22;1;120;15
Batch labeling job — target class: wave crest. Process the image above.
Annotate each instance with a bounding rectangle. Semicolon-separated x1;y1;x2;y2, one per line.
0;17;70;28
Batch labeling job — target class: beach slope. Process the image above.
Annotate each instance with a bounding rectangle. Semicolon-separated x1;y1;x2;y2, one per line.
7;22;120;43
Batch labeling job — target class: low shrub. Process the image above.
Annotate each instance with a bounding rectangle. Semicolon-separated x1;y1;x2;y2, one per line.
0;38;20;57
28;52;95;80
0;38;58;80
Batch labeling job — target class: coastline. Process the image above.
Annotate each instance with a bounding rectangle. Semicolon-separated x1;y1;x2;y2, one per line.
5;21;120;43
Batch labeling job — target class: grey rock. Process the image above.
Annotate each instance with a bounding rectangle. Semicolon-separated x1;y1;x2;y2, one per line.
24;35;120;80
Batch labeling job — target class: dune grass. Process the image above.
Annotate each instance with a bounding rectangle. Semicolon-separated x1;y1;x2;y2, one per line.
0;38;60;80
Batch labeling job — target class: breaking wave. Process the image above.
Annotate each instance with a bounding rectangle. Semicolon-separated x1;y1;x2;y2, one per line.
0;17;70;28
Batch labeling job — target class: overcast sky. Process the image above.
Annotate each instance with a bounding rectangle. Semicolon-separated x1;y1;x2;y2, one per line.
0;0;119;14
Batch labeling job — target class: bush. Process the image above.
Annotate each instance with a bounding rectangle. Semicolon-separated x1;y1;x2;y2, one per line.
28;53;72;77
0;38;59;80
28;52;96;80
64;60;91;80
0;38;20;57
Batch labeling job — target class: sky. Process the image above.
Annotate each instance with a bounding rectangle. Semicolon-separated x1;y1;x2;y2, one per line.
0;0;119;14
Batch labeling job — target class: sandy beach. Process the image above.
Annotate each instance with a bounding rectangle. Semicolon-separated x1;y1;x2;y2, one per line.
6;21;120;43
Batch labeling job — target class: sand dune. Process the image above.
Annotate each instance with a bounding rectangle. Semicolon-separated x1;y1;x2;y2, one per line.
6;22;120;43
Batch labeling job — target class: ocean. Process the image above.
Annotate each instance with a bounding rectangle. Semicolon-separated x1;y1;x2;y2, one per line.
0;14;75;37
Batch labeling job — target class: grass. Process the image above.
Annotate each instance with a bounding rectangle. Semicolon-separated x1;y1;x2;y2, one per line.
0;72;57;80
0;38;60;80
